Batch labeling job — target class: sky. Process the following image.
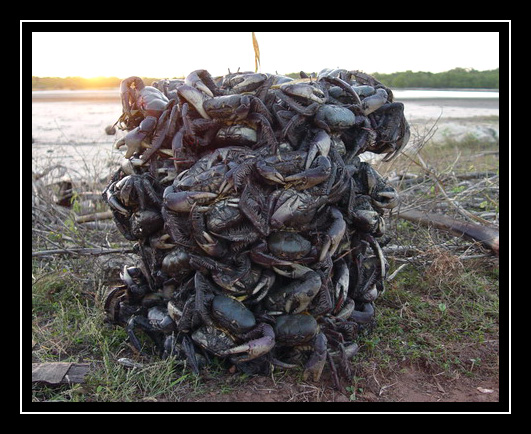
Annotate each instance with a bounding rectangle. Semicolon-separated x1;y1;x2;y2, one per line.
31;31;501;79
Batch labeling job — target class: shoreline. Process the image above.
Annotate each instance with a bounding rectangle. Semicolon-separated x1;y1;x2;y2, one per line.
31;88;499;104
31;91;500;182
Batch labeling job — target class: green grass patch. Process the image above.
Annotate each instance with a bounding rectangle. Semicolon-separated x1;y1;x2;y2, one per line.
354;257;499;381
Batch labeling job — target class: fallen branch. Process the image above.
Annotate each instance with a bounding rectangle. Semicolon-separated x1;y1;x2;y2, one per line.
397;209;499;256
32;246;134;257
75;210;113;223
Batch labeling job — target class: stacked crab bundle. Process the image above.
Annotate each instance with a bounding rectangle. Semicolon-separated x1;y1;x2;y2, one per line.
103;68;409;387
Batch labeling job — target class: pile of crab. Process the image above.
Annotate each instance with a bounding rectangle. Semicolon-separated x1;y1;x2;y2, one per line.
102;68;409;388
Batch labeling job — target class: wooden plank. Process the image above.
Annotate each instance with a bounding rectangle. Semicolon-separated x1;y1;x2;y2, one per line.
32;362;90;385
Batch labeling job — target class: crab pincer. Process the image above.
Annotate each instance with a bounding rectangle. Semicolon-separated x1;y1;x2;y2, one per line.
163;188;218;213
220;323;276;363
120;76;169;121
302;332;328;382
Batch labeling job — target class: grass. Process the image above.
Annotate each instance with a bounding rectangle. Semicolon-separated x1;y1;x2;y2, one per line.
30;254;500;403
29;130;501;405
31;257;202;403
359;258;499;377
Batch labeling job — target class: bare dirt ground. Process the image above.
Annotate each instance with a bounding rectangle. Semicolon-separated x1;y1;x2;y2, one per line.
184;366;500;405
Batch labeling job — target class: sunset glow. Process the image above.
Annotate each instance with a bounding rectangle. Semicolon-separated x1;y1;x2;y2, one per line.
31;31;501;80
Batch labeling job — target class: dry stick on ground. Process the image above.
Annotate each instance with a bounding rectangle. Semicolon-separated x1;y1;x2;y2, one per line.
406;151;494;226
75;210;113;223
382;117;499;283
397;209;499;256
32;246;135;258
395;152;499;255
32;159;126;259
390;113;499;247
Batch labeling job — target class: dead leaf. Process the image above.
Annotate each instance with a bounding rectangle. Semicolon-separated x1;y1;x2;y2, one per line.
252;32;260;72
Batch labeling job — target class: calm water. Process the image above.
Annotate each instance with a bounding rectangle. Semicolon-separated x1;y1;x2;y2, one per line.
395;89;499;99
31;89;499;180
31;88;499;101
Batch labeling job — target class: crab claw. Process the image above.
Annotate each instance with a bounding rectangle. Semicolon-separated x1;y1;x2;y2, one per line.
185;69;220;98
364;164;399;210
284;270;322;314
305;129;331;169
302;332;327;382
332;258;350;315
115;116;158;159
120;76;145;115
284;155;332;190
255;159;285;185
191;205;227;258
361;88;388;115
163;189;217;213
221;323;275;362
270;191;304;229
149;233;177;250
227;73;267;94
177;84;211;119
349;302;375;324
371;189;399;210
270;264;322;314
280;81;327;104
272;263;313;279
319;207;346;262
105;182;129;215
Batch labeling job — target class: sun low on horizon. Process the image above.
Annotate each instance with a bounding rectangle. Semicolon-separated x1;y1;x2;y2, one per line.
31;32;259;80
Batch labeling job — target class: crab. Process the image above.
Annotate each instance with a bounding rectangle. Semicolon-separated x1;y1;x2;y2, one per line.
250;230;327;270
255;150;332;190
191;282;275;364
192;252;276;306
126;305;175;355
118;76;170;130
174;80;277;153
221;71;269;94
272;314;328;382
203;93;272;124
366;101;410;161
102;66;412;390
263;264;323;315
103;171;164;240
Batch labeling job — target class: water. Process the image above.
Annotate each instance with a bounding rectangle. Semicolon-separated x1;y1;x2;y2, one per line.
31;88;499;101
31;89;500;181
394;89;499;100
31;89;120;101
32;91;124;181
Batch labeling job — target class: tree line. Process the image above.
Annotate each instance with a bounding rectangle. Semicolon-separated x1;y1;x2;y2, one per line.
372;68;499;89
32;68;499;90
